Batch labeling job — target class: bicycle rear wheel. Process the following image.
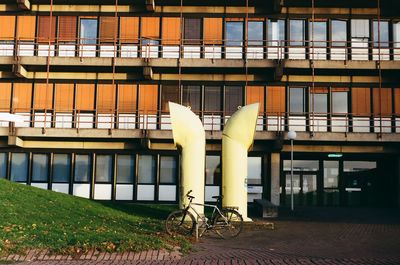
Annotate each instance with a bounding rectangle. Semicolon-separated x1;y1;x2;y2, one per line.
213;209;243;238
165;210;195;236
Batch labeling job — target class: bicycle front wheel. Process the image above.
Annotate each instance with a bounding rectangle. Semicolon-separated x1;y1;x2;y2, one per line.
213;209;243;238
165;210;195;236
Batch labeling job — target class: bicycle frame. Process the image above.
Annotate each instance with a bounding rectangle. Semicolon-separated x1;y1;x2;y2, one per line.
184;200;227;229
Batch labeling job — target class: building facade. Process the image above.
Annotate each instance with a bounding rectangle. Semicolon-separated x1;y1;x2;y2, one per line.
0;0;399;207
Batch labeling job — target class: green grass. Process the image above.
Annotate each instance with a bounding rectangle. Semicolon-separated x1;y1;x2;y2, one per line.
0;179;190;257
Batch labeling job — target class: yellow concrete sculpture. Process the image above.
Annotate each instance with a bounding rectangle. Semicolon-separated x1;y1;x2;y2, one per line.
222;103;260;221
169;102;205;214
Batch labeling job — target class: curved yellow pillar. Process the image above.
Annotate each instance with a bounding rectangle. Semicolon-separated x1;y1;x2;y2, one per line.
222;103;259;221
169;102;205;214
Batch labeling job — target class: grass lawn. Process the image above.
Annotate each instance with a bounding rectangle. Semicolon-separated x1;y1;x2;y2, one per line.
0;179;190;257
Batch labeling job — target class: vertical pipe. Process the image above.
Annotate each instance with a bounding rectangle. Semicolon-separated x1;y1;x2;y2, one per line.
290;139;294;211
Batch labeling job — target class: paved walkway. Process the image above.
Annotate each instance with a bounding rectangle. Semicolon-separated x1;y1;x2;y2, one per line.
3;207;400;265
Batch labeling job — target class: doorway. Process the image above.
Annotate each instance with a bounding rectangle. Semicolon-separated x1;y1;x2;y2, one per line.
283;172;318;206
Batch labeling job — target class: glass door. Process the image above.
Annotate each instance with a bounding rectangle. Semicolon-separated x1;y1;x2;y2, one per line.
284;172;318;206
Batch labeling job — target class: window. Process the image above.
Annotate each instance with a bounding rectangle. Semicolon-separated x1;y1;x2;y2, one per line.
95;155;113;183
17;16;36;41
80;19;98;45
373;88;392;116
205;156;221;185
309;21;327;47
332;89;348;114
289;87;306;114
118;84;137;113
141;17;160;40
226;21;243;46
10;153;28;182
58;16;77;43
283;160;319;171
76;84;95;111
116;155;135;184
53;154;71;183
139;85;158;114
351;19;369;39
161;85;180;112
246;86;265;113
352;88;371;116
248;21;263;46
311;88;328;113
32;154;49;182
120;17;139;44
74;154;91;182
182;85;201;112
0;153;7;179
13;83;32;112
55;84;74;112
344;161;376;172
267;86;285;114
225;86;243;115
162;17;181;45
204;18;223;45
204;86;221;112
137;155;156;184
247;157;262;185
0;83;11;112
34;83;53;110
267;19;285;46
332;20;347;47
184;18;201;44
373;21;389;48
99;17;117;43
160;156;177;184
97;84;116;114
289;20;305;46
394;22;400;50
38;16;56;43
0;16;16;41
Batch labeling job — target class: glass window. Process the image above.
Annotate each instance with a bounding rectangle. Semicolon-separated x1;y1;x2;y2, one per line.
344;161;377;172
10;153;28;182
184;18;201;44
182;85;201;112
205;155;221;185
226;21;243;46
0;153;7;179
160;156;177;184
268;19;285;46
351;19;369;38
289;87;306;113
247;157;262;185
225;86;243;115
332;20;347;47
311;89;328;113
138;155;156;184
324;161;339;188
53;154;71;183
204;86;221;112
394;22;400;49
161;85;180;112
95;155;112;183
373;21;389;48
80;19;98;45
32;154;49;182
332;90;348;114
309;21;327;47
117;155;135;184
248;21;263;46
283;160;319;171
289;20;305;46
74;154;91;182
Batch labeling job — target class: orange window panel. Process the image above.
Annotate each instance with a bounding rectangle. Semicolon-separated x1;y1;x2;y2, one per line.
373;88;392;116
162;17;181;45
311;87;328;94
204;18;223;45
34;83;53;109
120;17;139;43
226;18;244;22
17;16;36;41
331;87;350;92
97;84;116;113
248;18;265;21
118;84;137;113
141;17;160;39
395;89;400;115
37;16;56;43
13;83;32;112
246;86;265;113
58;16;77;42
76;84;95;111
55;84;74;112
0;16;16;40
267;86;285;114
352;88;371;116
100;17;118;43
0;83;12;111
139;84;158;114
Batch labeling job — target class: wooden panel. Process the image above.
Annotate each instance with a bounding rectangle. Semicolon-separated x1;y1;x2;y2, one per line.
373;88;392;116
55;84;74;112
17;16;36;41
267;86;285;114
76;84;95;111
118;84;137;113
13;83;32;112
204;18;223;45
226;18;244;22
311;87;328;93
120;17;139;43
0;16;16;40
162;17;181;45
37;16;56;43
100;17;118;43
0;83;12;111
58;16;77;42
352;88;371;116
34;83;53;109
97;84;116;113
246;86;265;113
141;17;160;39
139;84;158;114
395;88;400;115
331;87;350;92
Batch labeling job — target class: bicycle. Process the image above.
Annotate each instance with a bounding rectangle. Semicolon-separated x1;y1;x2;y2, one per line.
165;190;243;239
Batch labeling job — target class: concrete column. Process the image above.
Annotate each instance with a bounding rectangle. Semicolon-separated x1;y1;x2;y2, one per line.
270;152;281;206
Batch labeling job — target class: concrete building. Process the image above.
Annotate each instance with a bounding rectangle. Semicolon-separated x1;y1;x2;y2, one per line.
0;0;399;208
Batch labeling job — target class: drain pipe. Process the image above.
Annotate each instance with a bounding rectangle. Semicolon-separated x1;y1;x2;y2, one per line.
222;103;259;221
169;102;205;214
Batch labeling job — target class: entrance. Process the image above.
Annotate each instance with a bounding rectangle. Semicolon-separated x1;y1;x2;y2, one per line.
283;172;318;206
